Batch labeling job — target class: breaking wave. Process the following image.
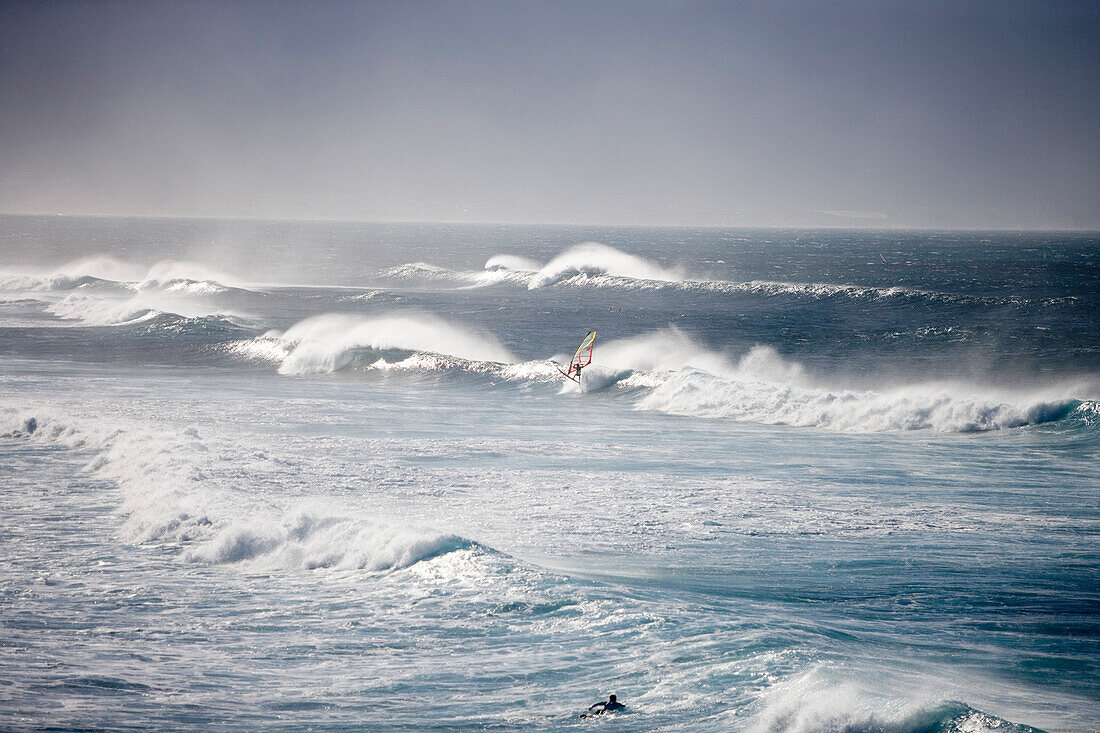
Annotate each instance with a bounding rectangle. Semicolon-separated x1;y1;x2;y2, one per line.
749;667;1043;733
0;256;255;326
380;243;975;302
228;317;1089;434
0;407;472;573
48;291;249;326
235;312;517;375
378;262;531;289
525;241;684;288
609;331;1085;433
0;256;247;295
588;329;1083;432
639;368;1083;432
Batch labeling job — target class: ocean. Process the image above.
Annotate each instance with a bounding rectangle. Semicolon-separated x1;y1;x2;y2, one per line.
1;215;1097;731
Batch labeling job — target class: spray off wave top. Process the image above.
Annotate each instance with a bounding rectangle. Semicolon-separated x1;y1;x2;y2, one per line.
0;255;247;294
377;242;994;302
230;314;1092;434
0;255;256;326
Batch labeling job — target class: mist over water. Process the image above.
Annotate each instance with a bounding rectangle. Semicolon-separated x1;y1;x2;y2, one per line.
1;215;1098;731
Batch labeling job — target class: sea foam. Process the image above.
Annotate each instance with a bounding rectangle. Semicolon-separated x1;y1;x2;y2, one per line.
637;366;1080;432
0;407;469;573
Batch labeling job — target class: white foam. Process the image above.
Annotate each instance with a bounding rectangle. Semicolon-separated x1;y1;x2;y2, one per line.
1;407;467;573
225;334;290;363
184;506;468;572
638;368;1079;432
749;667;944;733
48;291;243;326
690;278;927;301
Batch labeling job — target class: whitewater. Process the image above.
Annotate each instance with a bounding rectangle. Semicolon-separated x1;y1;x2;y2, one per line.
1;215;1097;732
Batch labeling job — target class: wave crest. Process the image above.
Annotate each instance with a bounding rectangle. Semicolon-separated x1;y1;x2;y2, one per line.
526;242;683;289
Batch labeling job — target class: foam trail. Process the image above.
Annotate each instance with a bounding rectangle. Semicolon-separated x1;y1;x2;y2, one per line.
589;329;1080;432
638;367;1081;432
0;407;469;573
275;313;516;375
527;242;683;289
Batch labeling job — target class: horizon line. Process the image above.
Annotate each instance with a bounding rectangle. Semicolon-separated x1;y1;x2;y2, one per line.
1;210;1098;235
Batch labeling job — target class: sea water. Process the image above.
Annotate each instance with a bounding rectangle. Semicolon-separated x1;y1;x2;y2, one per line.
0;215;1097;731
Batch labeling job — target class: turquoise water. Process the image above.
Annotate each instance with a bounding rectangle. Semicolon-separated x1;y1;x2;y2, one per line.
1;216;1097;731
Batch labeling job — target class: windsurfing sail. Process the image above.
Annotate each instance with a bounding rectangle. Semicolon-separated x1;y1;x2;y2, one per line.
557;331;595;382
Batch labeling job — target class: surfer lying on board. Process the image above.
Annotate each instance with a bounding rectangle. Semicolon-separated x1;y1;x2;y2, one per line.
581;694;625;718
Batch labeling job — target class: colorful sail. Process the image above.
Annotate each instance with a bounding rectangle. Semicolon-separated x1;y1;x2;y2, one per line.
557;331;595;382
571;331;595;370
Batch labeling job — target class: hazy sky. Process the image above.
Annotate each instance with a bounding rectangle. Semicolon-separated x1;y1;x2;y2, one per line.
1;0;1097;228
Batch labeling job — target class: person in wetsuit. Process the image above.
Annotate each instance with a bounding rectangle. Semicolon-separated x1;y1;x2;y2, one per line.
583;694;625;717
572;360;584;381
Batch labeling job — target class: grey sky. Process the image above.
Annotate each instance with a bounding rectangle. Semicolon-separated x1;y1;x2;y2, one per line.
1;0;1097;228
